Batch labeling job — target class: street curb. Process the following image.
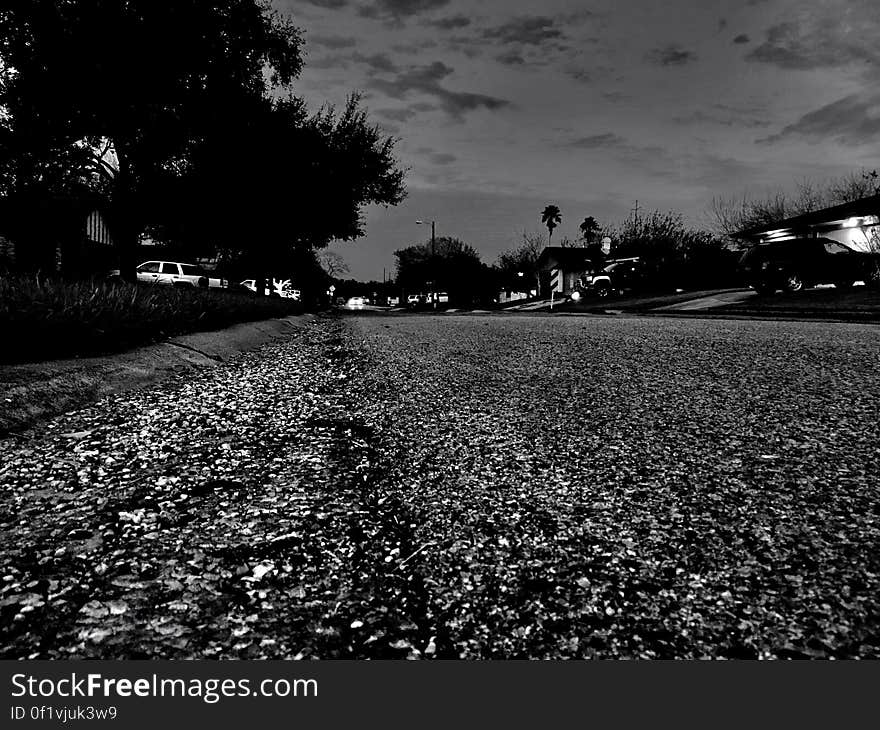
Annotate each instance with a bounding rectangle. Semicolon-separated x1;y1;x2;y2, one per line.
0;314;316;436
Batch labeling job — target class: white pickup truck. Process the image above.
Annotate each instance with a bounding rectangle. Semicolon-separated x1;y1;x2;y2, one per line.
239;278;301;300
136;261;224;288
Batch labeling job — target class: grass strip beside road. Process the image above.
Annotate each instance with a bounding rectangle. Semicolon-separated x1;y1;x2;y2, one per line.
706;287;880;322
0;275;304;364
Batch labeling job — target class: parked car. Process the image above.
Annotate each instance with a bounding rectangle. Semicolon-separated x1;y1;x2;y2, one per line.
407;294;423;308
576;257;645;298
136;261;223;288
345;296;366;310
739;238;880;294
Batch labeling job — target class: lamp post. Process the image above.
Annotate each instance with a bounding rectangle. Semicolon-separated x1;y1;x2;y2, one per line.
416;219;436;309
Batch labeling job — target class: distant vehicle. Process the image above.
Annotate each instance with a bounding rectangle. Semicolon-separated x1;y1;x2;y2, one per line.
739;238;880;295
345;296;366;310
136;261;223;288
388;296;400;307
575;257;644;299
437;292;449;304
239;279;300;299
407;294;423;307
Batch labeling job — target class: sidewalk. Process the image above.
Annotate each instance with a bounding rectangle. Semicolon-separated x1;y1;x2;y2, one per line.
1;314;316;435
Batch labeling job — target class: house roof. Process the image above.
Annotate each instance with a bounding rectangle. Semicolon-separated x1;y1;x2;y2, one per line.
738;193;880;239
536;246;594;270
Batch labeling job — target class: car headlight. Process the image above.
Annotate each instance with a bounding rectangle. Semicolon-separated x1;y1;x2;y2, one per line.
570;291;581;301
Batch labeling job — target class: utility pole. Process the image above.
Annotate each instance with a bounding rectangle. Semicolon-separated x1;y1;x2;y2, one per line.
430;221;436;310
416;219;437;310
631;200;642;221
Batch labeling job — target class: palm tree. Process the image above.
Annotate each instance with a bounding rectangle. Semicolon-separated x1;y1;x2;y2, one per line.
541;205;562;244
579;216;599;245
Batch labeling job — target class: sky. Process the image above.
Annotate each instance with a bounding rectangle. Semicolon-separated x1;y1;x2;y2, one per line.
272;0;880;280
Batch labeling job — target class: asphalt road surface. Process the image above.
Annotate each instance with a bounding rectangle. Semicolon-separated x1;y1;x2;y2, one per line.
2;314;879;659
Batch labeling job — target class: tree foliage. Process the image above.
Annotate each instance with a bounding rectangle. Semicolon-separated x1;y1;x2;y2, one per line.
610;210;738;289
709;170;880;238
394;236;495;305
495;232;545;293
579;216;600;244
151;94;404;262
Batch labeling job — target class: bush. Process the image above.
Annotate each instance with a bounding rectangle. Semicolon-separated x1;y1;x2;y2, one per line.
0;275;304;363
610;211;740;290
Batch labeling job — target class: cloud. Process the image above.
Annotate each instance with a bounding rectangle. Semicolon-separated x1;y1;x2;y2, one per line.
482;16;564;46
307;54;351;70
376;107;417;122
424;14;471;29
732;34;750;44
391;40;439;54
304;50;398;74
416;147;457;164
568;133;627;150
565;68;591;84
352;52;400;74
359;0;451;21
299;0;349;8
647;44;697;66
496;50;526;66
673;105;770;128
374;102;437;122
564;133;758;190
308;34;357;49
759;93;880;146
367;61;512;120
602;91;629;103
746;4;880;71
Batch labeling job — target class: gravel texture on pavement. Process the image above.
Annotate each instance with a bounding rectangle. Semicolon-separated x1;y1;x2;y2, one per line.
1;314;879;658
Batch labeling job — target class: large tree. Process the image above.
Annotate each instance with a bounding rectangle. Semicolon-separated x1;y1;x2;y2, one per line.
495;232;544;295
151;94;404;288
0;0;303;278
395;236;494;305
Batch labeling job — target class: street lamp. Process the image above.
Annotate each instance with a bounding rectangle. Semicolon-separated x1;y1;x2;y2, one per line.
416;219;436;309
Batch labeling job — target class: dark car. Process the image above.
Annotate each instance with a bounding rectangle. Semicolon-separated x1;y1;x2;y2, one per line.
577;257;646;298
739;237;880;295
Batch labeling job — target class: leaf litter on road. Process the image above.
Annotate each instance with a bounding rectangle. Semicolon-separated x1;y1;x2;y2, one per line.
1;314;879;659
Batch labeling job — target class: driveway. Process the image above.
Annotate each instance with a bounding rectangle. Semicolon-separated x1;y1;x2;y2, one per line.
653;289;757;311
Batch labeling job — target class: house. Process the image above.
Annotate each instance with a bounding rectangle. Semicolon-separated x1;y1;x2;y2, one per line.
0;195;116;276
536;246;602;297
738;194;880;252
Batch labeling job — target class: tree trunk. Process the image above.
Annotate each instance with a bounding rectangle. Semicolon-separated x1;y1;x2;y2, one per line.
112;142;139;282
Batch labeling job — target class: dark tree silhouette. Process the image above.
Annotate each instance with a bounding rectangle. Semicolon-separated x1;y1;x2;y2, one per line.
152;94;405;285
395;237;495;305
495;232;544;294
541;205;562;244
579;216;600;244
0;1;303;279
